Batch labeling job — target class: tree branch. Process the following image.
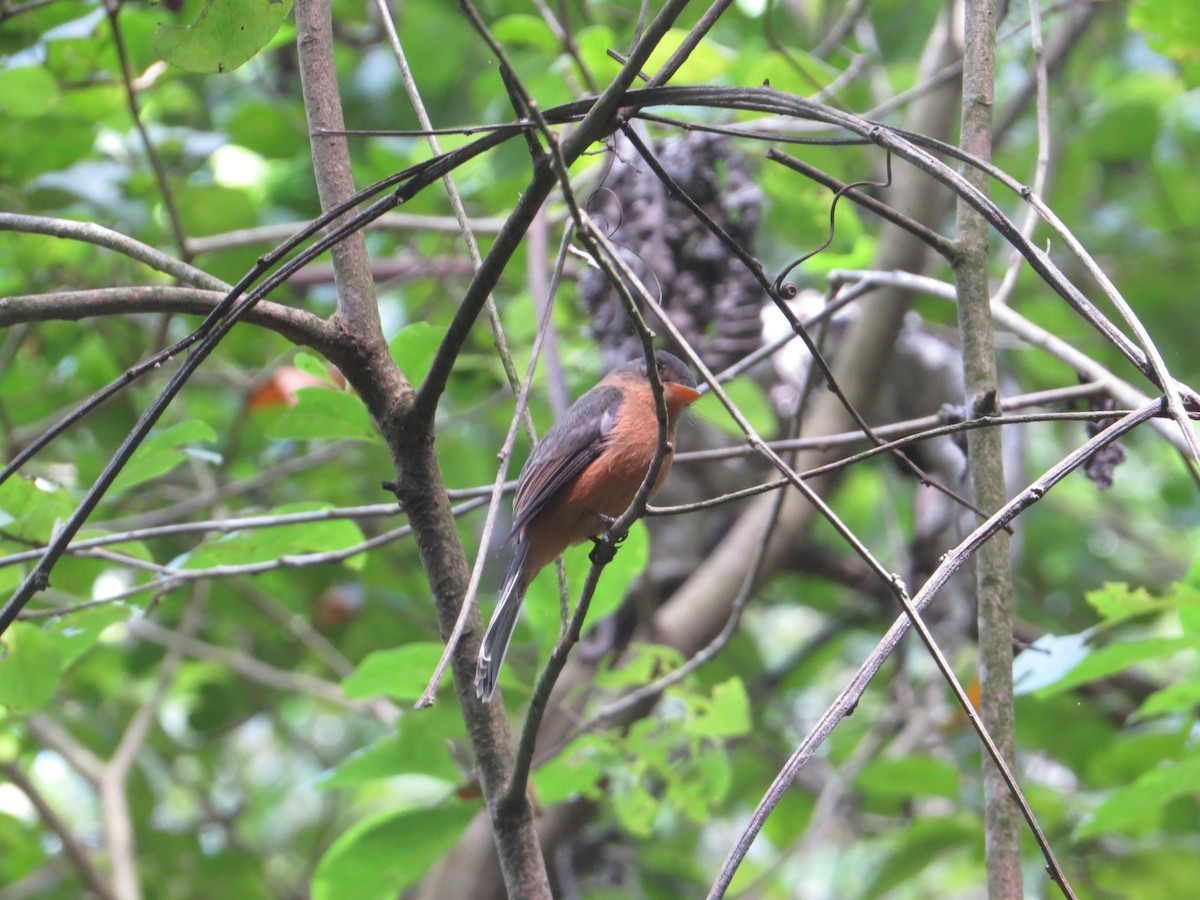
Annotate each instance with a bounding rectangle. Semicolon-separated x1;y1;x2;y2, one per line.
0;213;226;291
709;402;1159;898
0;287;337;351
296;0;385;344
953;3;1024;893
0;762;115;900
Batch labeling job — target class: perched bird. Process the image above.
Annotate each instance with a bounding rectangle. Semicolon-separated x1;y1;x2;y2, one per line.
475;350;701;702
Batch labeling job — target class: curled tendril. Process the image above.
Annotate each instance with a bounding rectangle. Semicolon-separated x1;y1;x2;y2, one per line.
772;150;895;297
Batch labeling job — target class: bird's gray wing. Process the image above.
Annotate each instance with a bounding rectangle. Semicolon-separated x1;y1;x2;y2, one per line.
510;384;623;536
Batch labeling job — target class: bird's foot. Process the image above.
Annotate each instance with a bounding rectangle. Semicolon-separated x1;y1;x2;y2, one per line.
589;514;630;565
588;536;619;566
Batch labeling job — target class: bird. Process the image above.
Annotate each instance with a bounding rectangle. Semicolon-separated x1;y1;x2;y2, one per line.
475;349;701;702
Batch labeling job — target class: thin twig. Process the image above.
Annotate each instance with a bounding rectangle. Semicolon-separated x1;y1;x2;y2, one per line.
243;586;359;679
645;0;735;88
412;0;695;425
184;211;509;255
654;406;1164;516
17;505;484;618
530;0;597;92
375;0;536;438
621;127;987;524
0;762;115;900
0;213;225;290
1;287;330;346
991;0;1051;307
763;150;956;261
102;593;204;900
416;228;574;707
103;0;189;258
824;268;1199;455
0;117;521;496
454;0;692;809
587;310;830;728
25;716;104;785
584;217;1075;898
125;618;389;718
0;502;405;569
708;401;1165;898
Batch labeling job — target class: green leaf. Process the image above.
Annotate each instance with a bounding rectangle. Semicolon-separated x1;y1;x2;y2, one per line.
388;322;440;388
0;810;45;884
682;677;752;738
181;504;365;570
642;28;732;83
1168;577;1200;634
342;643;444;702
1178;602;1200;636
855;755;961;802
692;378;775;438
594;642;685;689
312;803;476;900
573;26;621;82
1132;681;1200;721
689;742;732;811
174;183;259;236
0;476;76;544
156;0;296;75
519;520;651;654
576;519;649;623
1085;75;1172;161
1076;753;1200;838
1086;582;1166;625
491;14;559;53
1130;0;1200;87
1034;636;1200;697
0;624;63;714
48;605;130;670
0;67;61;118
109;420;219;497
320;708;463;787
864;814;979;896
267;387;377;442
698;740;733;796
294;351;335;383
533;735;616;805
612;780;657;838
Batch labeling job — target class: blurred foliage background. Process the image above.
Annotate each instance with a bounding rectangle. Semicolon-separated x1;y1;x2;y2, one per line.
2;0;1200;897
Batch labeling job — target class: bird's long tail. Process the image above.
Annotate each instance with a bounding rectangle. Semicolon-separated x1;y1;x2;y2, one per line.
475;540;529;702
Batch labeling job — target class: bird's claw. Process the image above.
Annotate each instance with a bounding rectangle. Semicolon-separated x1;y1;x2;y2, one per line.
588;536;618;566
595;513;630;547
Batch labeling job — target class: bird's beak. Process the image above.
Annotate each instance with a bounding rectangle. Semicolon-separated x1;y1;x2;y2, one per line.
666;383;702;404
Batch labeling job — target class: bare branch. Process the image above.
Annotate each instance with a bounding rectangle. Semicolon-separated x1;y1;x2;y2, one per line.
0;213;226;291
0;762;114;900
103;0;188;258
709;402;1162;897
184;211;509;256
953;0;1025;893
17;513;482;617
125;617;393;720
26;715;105;785
0;502;404;569
0;287;335;350
296;0;385;343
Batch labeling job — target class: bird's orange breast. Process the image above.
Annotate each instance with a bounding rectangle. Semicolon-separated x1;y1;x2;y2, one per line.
519;382;683;575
